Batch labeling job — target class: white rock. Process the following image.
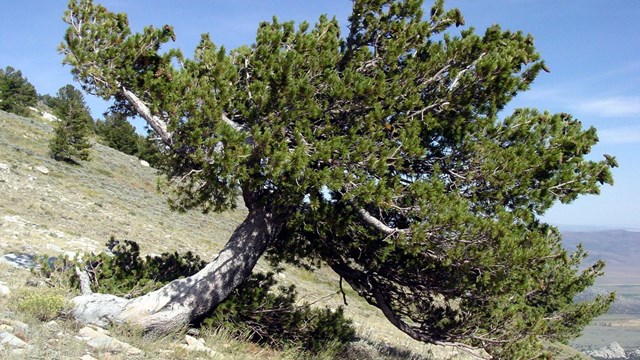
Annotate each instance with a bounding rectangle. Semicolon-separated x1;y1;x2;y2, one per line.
182;335;221;357
185;335;206;347
35;165;49;174
585;342;626;359
0;163;9;171
77;326;142;355
1;319;28;333
0;331;28;348
140;160;150;167
44;320;60;330
41;111;60;122
80;355;98;360
0;284;10;296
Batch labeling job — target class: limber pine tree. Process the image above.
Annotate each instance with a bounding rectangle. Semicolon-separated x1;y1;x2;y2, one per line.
0;66;38;116
61;0;616;357
48;84;93;162
95;113;140;156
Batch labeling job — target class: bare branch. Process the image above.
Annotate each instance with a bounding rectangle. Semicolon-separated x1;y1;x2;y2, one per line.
75;266;93;295
448;52;486;92
120;86;173;145
357;208;409;235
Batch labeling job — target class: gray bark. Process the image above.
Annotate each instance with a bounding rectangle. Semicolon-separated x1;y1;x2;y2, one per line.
71;207;279;334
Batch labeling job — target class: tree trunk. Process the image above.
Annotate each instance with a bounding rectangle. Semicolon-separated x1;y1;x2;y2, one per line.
71;207;281;334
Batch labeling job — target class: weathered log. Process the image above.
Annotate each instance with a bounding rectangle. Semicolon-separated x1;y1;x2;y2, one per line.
71;207;280;334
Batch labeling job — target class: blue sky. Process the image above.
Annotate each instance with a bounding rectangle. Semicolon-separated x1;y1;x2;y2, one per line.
1;1;638;229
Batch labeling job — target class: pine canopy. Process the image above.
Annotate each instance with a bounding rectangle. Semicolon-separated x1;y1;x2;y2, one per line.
61;0;615;357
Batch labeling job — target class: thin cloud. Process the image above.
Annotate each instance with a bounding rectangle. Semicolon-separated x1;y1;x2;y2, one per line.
598;126;640;145
577;96;640;118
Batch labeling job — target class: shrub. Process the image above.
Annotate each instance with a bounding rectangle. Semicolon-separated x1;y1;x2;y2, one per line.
13;288;69;321
201;271;355;352
70;237;206;297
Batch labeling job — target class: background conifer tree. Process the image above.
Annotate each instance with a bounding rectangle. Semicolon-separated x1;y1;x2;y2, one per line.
48;84;93;162
0;66;38;116
60;0;616;357
95;113;140;155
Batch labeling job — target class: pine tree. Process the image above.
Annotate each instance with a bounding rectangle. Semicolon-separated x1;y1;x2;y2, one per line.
48;84;93;162
60;0;616;357
0;66;38;116
95;113;140;155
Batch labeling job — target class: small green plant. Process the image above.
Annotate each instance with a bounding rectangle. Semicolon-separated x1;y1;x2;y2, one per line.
13;288;69;321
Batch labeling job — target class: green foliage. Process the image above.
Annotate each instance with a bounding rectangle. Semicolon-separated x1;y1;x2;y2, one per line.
48;84;93;162
61;0;616;357
202;272;355;352
12;288;70;322
0;66;38;116
95;113;140;155
75;237;206;297
94;113;165;167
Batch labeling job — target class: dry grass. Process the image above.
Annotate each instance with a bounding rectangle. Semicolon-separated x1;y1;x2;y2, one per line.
0;110;246;260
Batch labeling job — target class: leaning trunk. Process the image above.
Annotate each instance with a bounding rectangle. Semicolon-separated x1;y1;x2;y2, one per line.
71;207;280;334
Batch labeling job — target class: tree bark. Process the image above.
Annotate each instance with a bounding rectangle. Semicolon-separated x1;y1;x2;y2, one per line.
71;206;281;334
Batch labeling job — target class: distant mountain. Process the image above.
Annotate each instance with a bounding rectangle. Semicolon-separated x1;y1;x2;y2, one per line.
562;230;640;284
576;287;640;314
556;224;640;232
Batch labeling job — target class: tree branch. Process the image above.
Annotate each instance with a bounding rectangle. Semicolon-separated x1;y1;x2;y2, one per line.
357;208;409;235
448;52;486;92
75;266;93;295
120;86;172;145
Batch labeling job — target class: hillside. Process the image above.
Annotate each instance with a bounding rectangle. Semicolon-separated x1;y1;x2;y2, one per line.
0;110;245;260
562;230;640;285
564;230;640;356
1;109;511;359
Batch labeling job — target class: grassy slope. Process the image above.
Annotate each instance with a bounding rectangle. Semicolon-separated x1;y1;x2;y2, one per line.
0;109;590;359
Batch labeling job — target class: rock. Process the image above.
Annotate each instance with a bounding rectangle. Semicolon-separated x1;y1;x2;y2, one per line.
1;319;29;333
140;160;150;167
0;253;38;269
186;328;200;336
35;165;49;175
80;355;98;360
41;111;60;122
77;326;142;356
0;163;9;171
44;320;60;331
184;335;206;347
180;335;221;358
585;342;626;359
0;331;28;348
0;284;10;296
